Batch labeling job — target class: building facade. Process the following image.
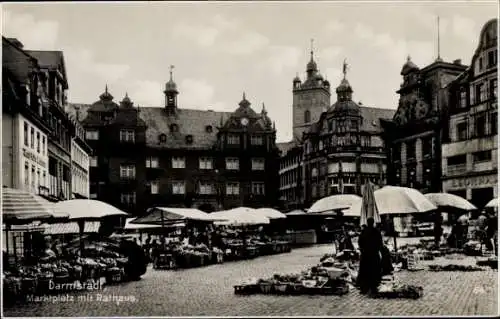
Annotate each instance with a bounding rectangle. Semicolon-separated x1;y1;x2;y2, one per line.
25;49;75;201
70;116;92;199
3;38;51;195
302;71;394;204
278;51;394;208
383;56;468;193
68;70;280;216
442;18;498;208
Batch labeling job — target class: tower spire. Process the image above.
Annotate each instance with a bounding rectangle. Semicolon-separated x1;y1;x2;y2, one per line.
105;84;108;94
342;59;349;80
243;92;246;100
169;65;175;81
310;38;314;60
436;16;442;62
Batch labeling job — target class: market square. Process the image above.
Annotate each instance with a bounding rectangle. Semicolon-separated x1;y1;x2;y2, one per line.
1;1;499;317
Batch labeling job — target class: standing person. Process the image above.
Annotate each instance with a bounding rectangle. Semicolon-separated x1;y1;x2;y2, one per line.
486;211;498;255
358;217;384;296
434;213;444;248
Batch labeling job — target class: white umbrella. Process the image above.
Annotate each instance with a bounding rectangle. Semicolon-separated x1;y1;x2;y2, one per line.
360;181;381;226
485;198;498;209
54;199;129;220
285;209;307;216
373;186;437;215
424;193;477;211
255;208;287;219
214;207;269;226
308;194;362;214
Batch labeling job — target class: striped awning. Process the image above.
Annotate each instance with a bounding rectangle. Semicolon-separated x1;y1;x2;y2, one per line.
44;221;100;235
1;187;69;224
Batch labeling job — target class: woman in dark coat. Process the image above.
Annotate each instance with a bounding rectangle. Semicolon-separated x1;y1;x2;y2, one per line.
120;239;147;280
358;217;384;295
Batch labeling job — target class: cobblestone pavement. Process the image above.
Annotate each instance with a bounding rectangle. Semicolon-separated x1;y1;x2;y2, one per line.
3;244;498;317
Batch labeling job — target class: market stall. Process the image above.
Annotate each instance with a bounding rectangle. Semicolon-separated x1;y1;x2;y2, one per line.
131;207;224;270
2;187;69;265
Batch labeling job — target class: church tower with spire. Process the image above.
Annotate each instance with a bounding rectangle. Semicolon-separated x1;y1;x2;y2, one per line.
292;40;331;141
164;65;178;115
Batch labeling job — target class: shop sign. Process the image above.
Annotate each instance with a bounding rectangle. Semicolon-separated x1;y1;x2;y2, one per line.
48;143;70;163
22;148;47;167
451;175;497;188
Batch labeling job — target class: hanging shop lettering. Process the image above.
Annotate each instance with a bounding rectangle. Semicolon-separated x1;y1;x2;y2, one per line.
22;148;47;167
451;175;498;188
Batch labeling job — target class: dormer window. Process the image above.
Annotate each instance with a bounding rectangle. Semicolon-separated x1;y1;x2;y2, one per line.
205;125;213;133
120;129;135;143
170;124;178;132
186;135;193;144
159;133;167;143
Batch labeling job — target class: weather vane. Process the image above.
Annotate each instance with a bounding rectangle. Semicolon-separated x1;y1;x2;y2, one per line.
169;65;175;80
342;59;349;79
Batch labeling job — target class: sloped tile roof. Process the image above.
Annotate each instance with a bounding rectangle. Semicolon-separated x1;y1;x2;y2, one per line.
2;37;37;84
359;106;395;132
69;103;234;149
277;141;299;155
140;107;232;149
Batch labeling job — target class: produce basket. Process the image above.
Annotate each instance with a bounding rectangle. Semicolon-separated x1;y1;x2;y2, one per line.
21;277;38;295
273;282;288;294
259;282;273;294
288;283;304;295
106;267;123;284
234;284;259;295
36;272;53;294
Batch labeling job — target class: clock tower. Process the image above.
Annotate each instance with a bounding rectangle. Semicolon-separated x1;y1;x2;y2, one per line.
292;42;331;141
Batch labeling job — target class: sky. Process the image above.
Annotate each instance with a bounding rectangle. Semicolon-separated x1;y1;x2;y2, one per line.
2;1;497;142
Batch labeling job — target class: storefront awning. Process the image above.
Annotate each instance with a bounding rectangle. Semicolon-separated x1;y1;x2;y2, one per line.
44;221;100;235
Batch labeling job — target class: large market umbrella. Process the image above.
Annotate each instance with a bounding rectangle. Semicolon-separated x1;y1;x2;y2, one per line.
1;187;68;224
124;218;163;230
213;207;270;226
285;209;308;216
424;193;477;212
131;207;221;225
308;194;361;214
360;181;381;227
485;198;498;209
373;186;437;215
54;199;129;220
54;199;129;252
254;208;287;219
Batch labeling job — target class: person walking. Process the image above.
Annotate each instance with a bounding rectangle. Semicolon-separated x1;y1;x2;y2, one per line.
486;212;498;255
434;213;444;248
358;217;384;296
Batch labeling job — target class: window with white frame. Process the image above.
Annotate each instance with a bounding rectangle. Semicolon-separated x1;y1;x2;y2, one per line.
24;162;29;187
251;135;264;145
120;129;135;142
120;192;136;204
172;157;185;169
226;182;240;195
90;156;98;167
172;181;185;194
199;157;213;169
86;129;99;140
120;165;136;179
30;127;34;149
199;182;214;194
146;156;159;168
228;134;239;144
251;158;265;170
252;182;265;195
460;90;467;108
150;181;159;194
225;157;239;170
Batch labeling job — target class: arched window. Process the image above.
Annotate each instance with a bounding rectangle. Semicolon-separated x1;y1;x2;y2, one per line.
304;110;311;123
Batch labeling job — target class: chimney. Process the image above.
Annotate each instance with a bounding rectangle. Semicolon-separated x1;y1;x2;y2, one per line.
453;59;462;65
7;38;24;49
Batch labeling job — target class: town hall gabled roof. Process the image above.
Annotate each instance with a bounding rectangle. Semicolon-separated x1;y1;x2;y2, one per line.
140;108;231;149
